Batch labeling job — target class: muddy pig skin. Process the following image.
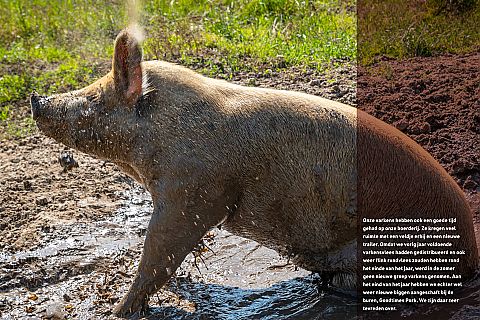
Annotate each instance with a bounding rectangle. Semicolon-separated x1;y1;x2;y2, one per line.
30;28;478;317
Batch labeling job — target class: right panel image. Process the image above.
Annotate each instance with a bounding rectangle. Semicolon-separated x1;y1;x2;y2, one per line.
357;1;480;319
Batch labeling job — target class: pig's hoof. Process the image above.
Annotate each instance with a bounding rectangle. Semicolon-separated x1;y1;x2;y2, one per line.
113;295;148;318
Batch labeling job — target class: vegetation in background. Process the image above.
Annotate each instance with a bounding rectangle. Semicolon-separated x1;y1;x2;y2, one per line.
358;0;480;64
142;0;356;75
0;0;356;139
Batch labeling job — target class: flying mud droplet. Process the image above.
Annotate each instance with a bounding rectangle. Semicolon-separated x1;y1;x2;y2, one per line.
58;151;79;173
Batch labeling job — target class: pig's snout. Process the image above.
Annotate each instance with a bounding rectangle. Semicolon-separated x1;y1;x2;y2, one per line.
30;92;47;120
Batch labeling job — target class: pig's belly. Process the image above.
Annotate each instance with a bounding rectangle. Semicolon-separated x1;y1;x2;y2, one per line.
223;219;357;289
222;197;356;276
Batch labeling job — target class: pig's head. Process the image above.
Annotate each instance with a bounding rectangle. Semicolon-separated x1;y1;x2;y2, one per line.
31;27;147;161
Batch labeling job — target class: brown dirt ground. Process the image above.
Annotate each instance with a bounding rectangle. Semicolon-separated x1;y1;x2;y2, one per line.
0;137;132;252
358;52;480;221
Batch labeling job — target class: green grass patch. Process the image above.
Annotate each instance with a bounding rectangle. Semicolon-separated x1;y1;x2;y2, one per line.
0;75;26;104
3;117;36;138
143;0;356;72
359;0;480;64
0;105;10;121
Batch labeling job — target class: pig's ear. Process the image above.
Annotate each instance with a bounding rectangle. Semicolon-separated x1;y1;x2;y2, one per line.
112;28;143;107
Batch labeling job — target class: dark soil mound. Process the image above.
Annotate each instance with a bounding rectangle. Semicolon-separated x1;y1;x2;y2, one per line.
358;52;480;206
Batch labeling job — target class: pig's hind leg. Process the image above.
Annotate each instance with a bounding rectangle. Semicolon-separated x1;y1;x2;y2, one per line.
113;178;230;317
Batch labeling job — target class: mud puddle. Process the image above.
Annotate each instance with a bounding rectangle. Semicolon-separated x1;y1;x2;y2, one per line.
2;193;480;320
0;186;358;319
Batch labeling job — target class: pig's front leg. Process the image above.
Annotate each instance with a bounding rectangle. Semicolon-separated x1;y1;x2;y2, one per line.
113;178;228;317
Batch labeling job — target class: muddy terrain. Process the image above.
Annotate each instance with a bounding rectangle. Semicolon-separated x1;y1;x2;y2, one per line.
358;53;480;197
358;53;480;225
1;52;479;319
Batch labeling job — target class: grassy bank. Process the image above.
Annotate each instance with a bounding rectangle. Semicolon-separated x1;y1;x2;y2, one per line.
358;0;480;64
0;0;356;139
142;0;356;74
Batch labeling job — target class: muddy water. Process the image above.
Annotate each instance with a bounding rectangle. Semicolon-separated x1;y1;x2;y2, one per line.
2;187;479;319
0;187;358;319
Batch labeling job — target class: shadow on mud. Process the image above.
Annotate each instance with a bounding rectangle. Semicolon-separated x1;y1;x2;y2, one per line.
147;276;357;320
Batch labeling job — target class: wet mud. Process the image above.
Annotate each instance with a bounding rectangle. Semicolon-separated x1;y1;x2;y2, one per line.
0;186;357;319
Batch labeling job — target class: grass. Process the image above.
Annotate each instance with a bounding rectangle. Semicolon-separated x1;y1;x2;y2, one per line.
0;106;10;121
359;0;480;64
0;0;356;139
142;0;356;75
2;1;479;139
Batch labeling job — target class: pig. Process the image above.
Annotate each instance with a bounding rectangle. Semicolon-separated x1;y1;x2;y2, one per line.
30;28;478;317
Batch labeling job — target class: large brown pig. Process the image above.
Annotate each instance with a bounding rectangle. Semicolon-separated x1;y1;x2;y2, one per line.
30;28;478;317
